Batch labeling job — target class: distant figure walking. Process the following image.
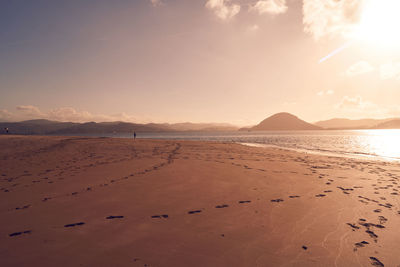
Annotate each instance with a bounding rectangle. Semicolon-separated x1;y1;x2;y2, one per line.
134;131;136;140
4;127;9;134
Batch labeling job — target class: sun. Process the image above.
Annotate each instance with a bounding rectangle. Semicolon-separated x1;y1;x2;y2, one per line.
353;0;400;48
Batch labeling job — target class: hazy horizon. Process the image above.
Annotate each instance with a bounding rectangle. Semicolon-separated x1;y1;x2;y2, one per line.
2;0;400;126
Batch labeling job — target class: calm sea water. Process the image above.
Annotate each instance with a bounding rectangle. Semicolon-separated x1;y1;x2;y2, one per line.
94;130;400;161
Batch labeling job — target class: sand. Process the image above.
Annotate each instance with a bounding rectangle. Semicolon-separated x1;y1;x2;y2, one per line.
0;135;399;267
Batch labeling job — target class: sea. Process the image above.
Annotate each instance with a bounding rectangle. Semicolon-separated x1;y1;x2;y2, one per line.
79;130;400;162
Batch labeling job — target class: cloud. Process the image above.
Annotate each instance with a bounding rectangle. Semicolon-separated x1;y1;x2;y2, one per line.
250;0;288;15
303;0;364;40
205;0;240;20
317;90;334;96
380;61;400;80
335;95;400;117
0;105;148;123
335;95;378;116
346;61;375;76
149;0;163;7
0;109;13;122
16;105;46;118
247;24;259;32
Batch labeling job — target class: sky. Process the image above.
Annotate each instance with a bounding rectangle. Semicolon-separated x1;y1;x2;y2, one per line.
1;0;400;126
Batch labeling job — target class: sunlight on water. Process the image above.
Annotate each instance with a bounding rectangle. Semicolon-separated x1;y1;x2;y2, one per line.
359;130;400;159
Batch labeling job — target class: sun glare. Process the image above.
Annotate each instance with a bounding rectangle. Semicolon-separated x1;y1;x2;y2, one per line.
354;0;400;48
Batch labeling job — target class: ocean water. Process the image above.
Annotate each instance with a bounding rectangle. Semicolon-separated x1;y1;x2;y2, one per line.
126;129;400;161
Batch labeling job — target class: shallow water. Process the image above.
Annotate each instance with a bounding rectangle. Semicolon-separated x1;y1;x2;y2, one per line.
78;129;400;161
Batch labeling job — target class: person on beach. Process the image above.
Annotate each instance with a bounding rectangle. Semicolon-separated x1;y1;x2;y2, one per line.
134;131;136;140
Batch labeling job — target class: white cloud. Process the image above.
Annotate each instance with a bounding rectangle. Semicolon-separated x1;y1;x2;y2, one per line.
335;95;400;118
317;90;334;96
206;0;240;20
303;0;364;40
335;95;379;117
250;0;288;15
149;0;163;7
380;61;400;80
346;61;375;76
336;95;375;110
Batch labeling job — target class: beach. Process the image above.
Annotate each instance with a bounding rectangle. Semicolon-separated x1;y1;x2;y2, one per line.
0;135;399;267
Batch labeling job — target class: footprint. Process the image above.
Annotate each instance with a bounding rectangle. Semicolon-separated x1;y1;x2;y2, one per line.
347;223;360;230
151;215;169;219
302;245;308;250
271;199;284;203
188;210;202;214
215;204;229;208
369;257;384;266
9;230;31;237
289;195;300;198
64;222;85;227
106;215;124;219
315;194;326;197
365;230;378;242
15;204;31;210
354;241;369;249
238;200;251;204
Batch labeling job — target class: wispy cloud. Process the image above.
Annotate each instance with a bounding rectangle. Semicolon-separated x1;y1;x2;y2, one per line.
380;61;400;80
205;0;240;20
250;0;288;15
335;95;400;117
335;95;375;110
346;61;375;76
303;0;364;40
317;90;334;96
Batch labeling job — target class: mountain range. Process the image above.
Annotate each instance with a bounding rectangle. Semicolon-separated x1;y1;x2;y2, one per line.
0;120;238;135
1;113;400;135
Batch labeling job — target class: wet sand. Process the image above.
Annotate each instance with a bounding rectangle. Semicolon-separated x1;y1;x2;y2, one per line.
0;135;399;267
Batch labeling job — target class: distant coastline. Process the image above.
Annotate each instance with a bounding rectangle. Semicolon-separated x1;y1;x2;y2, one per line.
1;112;400;135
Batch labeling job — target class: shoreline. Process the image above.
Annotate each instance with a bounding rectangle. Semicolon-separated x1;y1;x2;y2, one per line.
1;135;399;266
240;142;400;163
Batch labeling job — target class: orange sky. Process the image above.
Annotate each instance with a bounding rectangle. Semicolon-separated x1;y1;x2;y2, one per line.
1;0;400;125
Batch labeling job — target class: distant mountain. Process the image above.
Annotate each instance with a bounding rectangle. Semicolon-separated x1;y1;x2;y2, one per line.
241;112;321;131
372;119;400;129
0;120;238;135
0;120;78;135
314;118;395;129
167;122;238;131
